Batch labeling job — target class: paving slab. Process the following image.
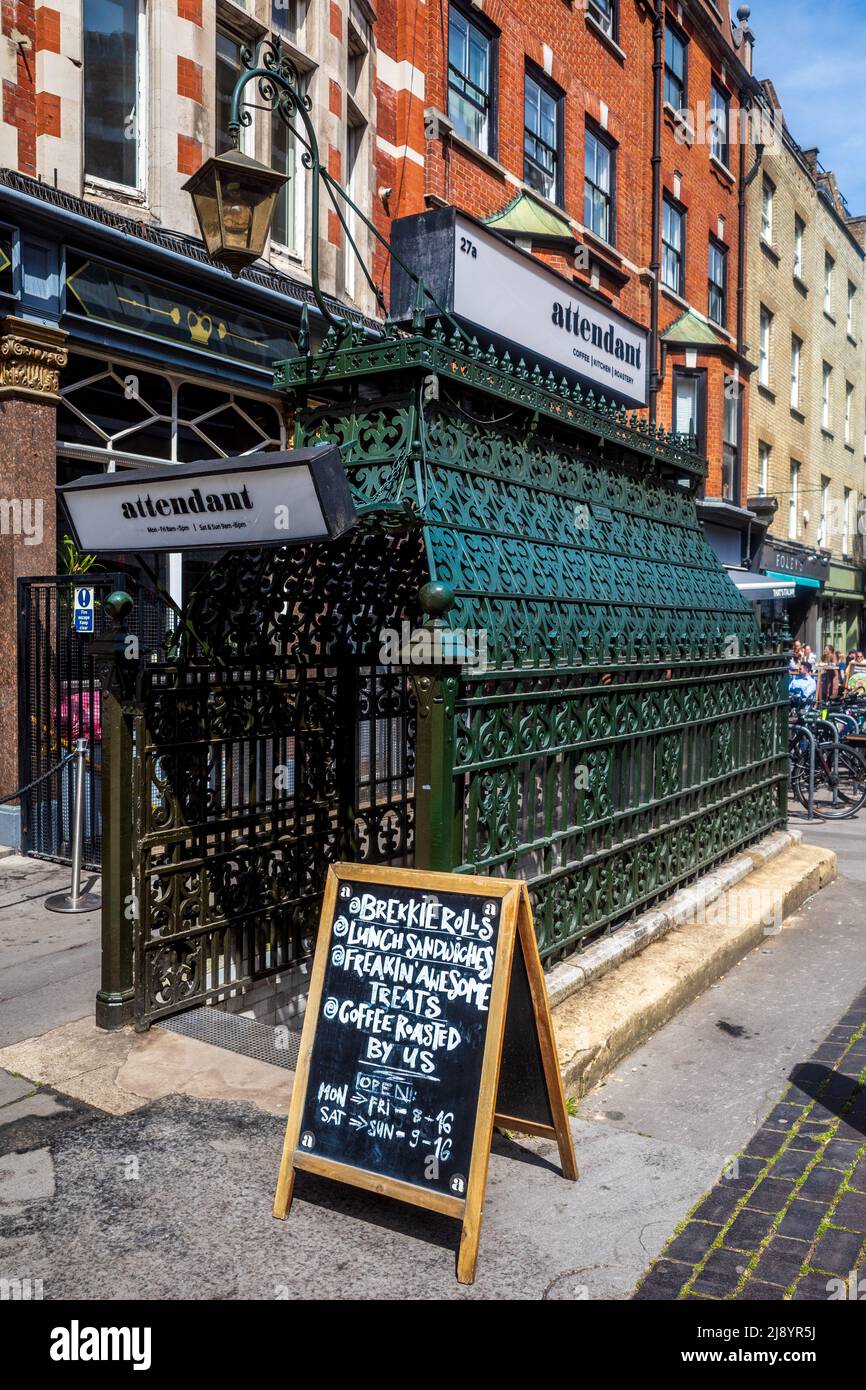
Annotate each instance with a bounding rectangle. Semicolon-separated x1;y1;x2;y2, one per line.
0;1070;32;1108
631;979;866;1299
554;839;837;1096
0;1017;292;1118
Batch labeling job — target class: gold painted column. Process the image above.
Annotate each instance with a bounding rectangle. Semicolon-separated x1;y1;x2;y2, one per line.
0;316;68;837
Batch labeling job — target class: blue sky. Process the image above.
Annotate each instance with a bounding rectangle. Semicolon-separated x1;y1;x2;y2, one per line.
748;0;866;212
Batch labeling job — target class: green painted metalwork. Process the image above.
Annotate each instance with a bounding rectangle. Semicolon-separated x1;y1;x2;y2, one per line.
130;530;424;1026
288;327;788;962
132;31;785;1009
279;320;707;485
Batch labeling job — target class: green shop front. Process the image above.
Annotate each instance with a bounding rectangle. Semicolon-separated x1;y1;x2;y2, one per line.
819;563;865;657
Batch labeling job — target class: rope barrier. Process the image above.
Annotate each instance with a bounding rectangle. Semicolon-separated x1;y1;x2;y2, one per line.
0;748;78;806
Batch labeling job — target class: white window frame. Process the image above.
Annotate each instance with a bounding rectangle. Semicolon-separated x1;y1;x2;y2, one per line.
846;381;854;446
758;441;769;497
217;26;256;157
824;253;834;315
710;82;729;168
843;487;852;557
818;477;830;546
343;118;367;301
790;335;801;410
789;460;800;540
271;1;306;41
759;306;771;387
848;281;856;338
588;0;616;39
84;0;148;199
269;96;306;260
794;215;804;278
822;361;832;430
447;4;495;155
761;177;774;245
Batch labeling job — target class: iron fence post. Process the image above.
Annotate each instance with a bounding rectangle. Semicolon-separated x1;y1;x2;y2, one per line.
410;583;462;873
411;666;460;873
92;592;138;1030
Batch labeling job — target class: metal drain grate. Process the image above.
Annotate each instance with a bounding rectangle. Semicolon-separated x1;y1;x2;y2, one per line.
157;1007;300;1070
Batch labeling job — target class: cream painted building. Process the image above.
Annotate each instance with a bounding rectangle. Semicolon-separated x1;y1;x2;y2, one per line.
5;0;378;314
746;82;866;653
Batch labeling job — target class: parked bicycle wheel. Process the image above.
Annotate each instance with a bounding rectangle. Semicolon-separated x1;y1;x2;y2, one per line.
792;740;866;818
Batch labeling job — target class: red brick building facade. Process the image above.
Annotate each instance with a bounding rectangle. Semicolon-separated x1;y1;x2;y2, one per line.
374;0;760;514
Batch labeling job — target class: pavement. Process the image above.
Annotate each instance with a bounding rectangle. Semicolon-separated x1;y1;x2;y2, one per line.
0;855;100;1048
633;989;866;1300
0;812;864;1299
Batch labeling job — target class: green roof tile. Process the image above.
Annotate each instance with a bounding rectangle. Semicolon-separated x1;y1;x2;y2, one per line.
662;308;727;347
485;190;575;243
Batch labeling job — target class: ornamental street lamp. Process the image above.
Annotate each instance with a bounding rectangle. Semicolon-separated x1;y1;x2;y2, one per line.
182;36;347;329
183;148;288;277
183;35;454;340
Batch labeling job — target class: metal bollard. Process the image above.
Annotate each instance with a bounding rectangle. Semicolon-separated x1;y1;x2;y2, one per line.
46;738;101;914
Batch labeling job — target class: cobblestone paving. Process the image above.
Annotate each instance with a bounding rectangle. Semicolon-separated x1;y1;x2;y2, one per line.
633;987;866;1301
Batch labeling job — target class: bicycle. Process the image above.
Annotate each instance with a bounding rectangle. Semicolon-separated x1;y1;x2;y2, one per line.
788;702;866;818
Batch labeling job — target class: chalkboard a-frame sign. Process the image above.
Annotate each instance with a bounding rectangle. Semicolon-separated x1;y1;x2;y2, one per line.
274;864;577;1284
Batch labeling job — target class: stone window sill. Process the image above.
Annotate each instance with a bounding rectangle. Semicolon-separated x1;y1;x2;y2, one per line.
664;102;693;144
585;12;626;63
84;177;148;211
448;128;508;181
661;284;689;312
581;225;622;262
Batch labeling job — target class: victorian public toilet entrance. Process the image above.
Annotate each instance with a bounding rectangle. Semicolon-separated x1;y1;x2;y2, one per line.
128;526;424;1030
87;323;787;1033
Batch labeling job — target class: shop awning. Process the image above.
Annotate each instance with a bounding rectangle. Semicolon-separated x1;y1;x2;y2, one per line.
728;569;796;600
764;569;822;590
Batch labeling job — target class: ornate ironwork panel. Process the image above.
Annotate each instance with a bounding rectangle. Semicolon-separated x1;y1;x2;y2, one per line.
131;530;423;1026
133;659;416;1024
452;658;787;960
287;336;788;965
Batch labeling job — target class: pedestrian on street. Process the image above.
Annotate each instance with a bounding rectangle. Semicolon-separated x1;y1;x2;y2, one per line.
818;645;839;702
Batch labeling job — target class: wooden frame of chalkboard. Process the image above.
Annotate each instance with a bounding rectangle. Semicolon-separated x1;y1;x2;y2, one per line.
273;864;577;1285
